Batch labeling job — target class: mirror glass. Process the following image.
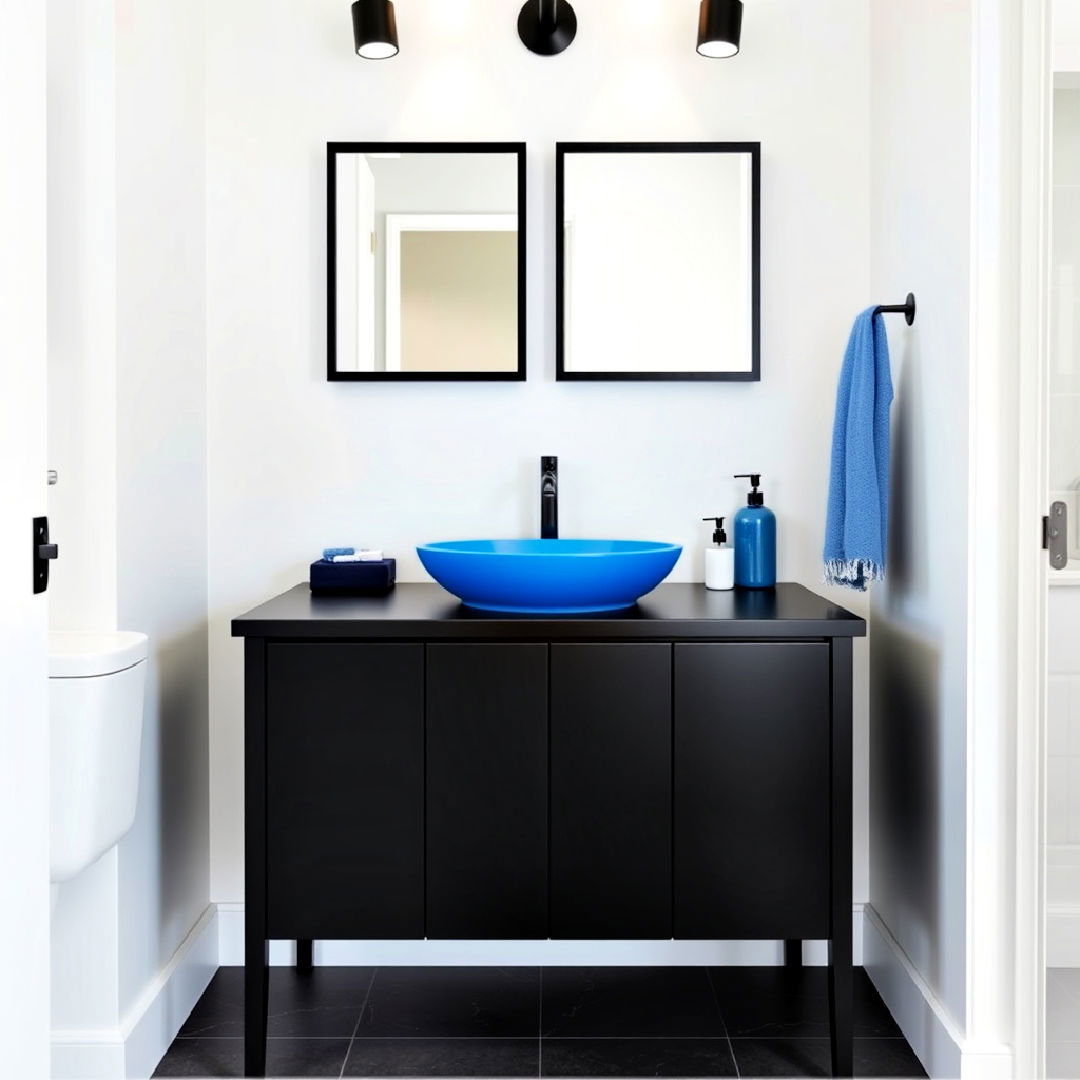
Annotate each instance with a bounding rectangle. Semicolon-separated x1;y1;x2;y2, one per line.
330;144;524;380
557;143;759;380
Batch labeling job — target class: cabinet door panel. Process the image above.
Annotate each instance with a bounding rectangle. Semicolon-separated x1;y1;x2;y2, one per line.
426;644;548;939
674;642;830;939
266;643;424;939
550;644;672;938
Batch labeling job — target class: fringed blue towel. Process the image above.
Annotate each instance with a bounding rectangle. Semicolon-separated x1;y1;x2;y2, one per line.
823;307;894;591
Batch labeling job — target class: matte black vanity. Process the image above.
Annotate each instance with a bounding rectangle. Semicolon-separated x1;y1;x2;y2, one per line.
233;582;865;1077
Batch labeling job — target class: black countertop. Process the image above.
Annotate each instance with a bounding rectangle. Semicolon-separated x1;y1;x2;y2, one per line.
233;582;866;641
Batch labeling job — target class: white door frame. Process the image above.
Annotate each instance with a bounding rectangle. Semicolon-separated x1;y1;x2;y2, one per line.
0;0;51;1075
982;0;1054;1075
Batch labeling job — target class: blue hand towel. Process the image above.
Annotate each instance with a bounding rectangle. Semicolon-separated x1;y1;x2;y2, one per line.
823;308;894;591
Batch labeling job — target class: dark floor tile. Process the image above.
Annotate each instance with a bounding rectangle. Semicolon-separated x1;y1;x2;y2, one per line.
542;968;725;1038
707;967;902;1039
178;966;376;1038
541;1038;738;1078
355;967;540;1037
152;1037;350;1078
153;1038;241;1078
730;1037;927;1078
343;1038;539;1077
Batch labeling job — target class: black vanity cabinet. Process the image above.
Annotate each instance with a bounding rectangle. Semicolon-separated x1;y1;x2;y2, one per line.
265;643;424;940
425;643;548;939
234;582;864;1078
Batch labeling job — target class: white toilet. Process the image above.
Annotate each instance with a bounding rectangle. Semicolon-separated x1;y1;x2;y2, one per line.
49;631;148;887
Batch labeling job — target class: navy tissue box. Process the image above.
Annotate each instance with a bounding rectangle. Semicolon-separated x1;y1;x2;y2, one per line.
309;558;396;596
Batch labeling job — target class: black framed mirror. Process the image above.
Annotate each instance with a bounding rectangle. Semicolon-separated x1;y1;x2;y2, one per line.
556;142;760;381
328;142;526;381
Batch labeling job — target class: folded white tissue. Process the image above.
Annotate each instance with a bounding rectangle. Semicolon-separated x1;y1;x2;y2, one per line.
331;550;384;563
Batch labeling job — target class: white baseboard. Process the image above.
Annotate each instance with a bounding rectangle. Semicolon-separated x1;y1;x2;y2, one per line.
50;905;217;1080
215;901;865;966
862;903;1013;1080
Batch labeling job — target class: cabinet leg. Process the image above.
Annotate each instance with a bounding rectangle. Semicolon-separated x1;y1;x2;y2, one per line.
783;939;802;968
244;638;269;1077
828;937;853;1077
296;939;313;972
828;637;853;1077
244;938;268;1077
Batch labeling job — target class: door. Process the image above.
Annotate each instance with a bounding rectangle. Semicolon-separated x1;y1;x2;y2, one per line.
266;643;424;938
0;2;50;1071
426;643;547;938
1044;80;1080;1079
673;642;830;939
550;643;672;938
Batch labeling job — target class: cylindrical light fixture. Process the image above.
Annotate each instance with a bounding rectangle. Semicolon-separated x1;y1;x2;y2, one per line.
518;0;577;56
352;0;399;59
697;0;743;58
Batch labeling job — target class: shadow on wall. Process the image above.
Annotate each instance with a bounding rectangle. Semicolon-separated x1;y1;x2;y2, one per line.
143;619;210;963
869;619;941;974
869;325;945;995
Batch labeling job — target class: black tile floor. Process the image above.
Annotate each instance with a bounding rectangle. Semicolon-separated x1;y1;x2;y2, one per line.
153;966;928;1079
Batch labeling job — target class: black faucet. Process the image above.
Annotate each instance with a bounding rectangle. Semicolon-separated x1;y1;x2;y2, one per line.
541;456;558;539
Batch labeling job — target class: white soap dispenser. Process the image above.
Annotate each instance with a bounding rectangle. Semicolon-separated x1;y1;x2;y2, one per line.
703;517;735;591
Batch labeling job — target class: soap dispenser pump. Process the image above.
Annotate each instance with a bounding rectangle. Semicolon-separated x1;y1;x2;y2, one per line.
702;517;734;591
733;473;776;588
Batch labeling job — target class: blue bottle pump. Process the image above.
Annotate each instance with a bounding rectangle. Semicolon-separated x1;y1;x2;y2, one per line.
733;473;776;588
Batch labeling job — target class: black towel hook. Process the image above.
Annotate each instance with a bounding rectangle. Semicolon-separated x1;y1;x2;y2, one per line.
873;292;916;326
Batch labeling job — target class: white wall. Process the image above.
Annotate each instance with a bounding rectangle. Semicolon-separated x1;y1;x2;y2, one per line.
113;0;210;1025
45;0;211;1067
1056;0;1080;73
46;0;119;633
206;0;874;914
868;0;972;1040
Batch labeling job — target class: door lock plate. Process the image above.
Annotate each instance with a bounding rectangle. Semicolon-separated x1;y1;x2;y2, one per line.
33;516;58;595
1045;501;1069;571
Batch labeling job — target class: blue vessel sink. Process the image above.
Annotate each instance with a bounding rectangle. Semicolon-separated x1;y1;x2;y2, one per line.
416;539;683;615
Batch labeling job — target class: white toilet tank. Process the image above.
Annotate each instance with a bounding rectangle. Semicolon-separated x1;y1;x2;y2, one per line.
49;631;148;884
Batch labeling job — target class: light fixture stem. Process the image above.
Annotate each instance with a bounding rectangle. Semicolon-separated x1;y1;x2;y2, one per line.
539;0;557;31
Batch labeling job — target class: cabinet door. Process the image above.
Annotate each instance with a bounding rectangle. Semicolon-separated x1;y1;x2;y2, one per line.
426;644;548;939
550;644;672;938
266;643;424;939
674;642;830;939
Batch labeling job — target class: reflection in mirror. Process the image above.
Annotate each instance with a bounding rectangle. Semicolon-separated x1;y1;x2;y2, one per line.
329;144;525;381
556;143;760;381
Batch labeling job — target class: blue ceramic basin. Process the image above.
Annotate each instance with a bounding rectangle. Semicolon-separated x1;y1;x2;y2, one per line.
416;539;683;614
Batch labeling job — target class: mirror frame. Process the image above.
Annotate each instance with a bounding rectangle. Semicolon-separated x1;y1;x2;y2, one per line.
327;141;527;382
555;141;761;382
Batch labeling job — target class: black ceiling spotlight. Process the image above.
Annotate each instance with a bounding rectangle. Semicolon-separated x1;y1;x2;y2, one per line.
697;0;743;58
518;0;577;56
352;0;399;59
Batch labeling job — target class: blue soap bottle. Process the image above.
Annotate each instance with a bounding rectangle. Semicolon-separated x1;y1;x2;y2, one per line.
733;473;776;588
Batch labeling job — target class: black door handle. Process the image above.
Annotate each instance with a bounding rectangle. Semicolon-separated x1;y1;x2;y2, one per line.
38;543;58;560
